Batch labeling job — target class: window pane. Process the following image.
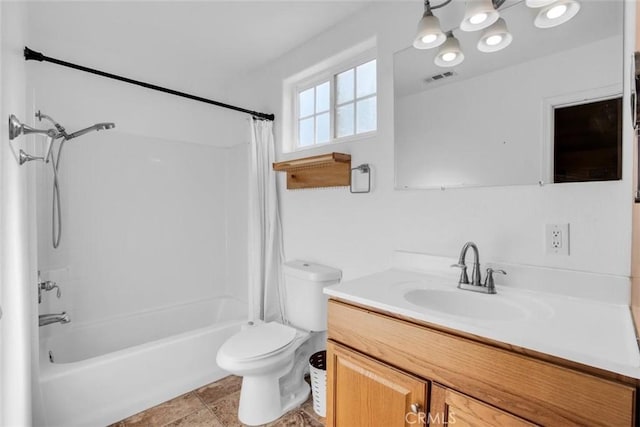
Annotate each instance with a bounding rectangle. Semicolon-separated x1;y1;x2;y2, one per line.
299;88;314;118
299;117;314;146
356;97;376;134
316;81;330;113
336;103;354;138
336;69;354;105
316;113;330;144
356;60;376;98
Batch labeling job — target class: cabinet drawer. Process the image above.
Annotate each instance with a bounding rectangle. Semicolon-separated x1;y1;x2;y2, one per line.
328;300;635;426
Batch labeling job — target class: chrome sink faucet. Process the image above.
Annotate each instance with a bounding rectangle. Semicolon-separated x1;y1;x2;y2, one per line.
452;242;482;286
451;242;506;294
39;312;70;327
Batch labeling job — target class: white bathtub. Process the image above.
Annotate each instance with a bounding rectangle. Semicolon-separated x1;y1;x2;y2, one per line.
38;296;247;427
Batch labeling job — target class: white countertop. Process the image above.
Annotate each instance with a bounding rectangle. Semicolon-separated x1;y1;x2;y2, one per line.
324;268;640;379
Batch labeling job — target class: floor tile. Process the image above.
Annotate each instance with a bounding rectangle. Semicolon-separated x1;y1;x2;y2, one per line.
196;375;243;406
114;375;324;427
165;407;224;427
267;409;323;427
208;391;244;427
301;399;325;424
120;392;205;427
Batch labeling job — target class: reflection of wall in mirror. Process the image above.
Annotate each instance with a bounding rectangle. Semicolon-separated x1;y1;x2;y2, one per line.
395;35;622;189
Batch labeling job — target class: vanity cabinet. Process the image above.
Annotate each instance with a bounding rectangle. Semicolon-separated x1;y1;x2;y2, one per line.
326;299;637;426
328;342;427;427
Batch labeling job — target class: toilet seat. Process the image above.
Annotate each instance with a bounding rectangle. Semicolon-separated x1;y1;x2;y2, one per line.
219;322;297;361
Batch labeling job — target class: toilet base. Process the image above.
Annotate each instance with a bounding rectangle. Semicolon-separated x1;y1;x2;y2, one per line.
237;376;310;426
236;336;314;426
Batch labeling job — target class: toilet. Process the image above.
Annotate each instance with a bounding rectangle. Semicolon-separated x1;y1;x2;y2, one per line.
216;260;341;426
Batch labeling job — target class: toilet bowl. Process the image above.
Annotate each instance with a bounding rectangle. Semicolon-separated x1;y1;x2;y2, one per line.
216;260;341;426
217;322;311;425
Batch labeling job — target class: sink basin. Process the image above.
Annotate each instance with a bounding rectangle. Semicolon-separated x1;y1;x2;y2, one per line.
404;288;527;321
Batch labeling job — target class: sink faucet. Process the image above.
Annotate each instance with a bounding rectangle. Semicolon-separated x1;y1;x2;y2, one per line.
39;312;70;327
451;242;506;294
452;241;481;286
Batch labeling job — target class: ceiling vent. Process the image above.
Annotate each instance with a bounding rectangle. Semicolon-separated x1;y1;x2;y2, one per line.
424;70;457;84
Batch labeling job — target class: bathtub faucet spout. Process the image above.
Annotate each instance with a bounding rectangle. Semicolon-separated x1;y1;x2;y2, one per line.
39;312;70;327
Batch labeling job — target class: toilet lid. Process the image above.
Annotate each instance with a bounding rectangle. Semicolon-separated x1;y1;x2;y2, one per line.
221;322;297;360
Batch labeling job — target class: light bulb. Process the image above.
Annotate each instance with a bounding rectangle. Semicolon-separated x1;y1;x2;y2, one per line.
435;33;464;67
534;0;580;28
469;13;487;25
546;4;567;19
486;35;503;46
460;0;499;32
422;34;438;44
477;18;512;53
413;10;446;49
442;52;457;62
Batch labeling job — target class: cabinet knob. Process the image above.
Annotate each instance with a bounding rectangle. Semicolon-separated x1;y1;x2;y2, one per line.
410;403;421;413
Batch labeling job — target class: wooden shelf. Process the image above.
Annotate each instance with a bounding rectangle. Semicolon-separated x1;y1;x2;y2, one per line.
273;152;351;189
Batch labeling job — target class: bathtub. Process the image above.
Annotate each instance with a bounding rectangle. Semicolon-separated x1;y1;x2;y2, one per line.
38;296;247;427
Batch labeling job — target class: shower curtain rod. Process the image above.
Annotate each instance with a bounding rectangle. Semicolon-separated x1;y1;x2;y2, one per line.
23;47;275;121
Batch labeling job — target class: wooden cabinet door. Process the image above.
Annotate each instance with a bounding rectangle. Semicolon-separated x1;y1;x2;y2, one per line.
327;341;427;427
430;384;537;427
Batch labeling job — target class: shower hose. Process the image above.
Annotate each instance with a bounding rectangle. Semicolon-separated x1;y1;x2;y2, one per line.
49;138;67;249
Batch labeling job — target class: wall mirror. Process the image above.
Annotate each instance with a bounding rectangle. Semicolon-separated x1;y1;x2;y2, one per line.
394;0;623;190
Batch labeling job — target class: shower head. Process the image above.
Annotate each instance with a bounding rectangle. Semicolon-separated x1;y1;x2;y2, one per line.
66;122;116;140
9;114;58;140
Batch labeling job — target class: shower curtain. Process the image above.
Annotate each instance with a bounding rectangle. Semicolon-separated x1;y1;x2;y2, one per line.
248;118;285;323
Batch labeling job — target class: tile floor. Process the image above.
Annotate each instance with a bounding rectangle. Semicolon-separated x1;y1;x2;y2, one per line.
110;375;325;427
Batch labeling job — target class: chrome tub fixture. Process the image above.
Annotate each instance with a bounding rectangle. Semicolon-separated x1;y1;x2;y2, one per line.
39;312;70;327
8;114;58;165
8;111;115;248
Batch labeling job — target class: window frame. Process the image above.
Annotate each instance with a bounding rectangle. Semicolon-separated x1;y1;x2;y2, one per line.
293;52;377;152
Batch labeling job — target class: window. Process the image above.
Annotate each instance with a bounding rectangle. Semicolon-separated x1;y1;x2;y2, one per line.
296;59;377;149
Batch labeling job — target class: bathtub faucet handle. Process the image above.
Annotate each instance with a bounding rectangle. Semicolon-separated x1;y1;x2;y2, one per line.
38;276;61;303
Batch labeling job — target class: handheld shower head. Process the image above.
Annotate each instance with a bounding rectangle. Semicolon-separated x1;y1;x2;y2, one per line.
66;122;116;140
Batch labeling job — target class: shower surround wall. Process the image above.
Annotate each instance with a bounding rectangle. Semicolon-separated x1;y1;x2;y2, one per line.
30;64;249;331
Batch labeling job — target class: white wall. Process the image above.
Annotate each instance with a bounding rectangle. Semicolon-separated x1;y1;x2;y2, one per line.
235;1;633;283
30;42;250;327
0;2;37;425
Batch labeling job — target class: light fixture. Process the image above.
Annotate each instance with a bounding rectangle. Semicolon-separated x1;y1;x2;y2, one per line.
460;0;500;32
525;0;555;7
477;18;512;52
413;1;446;49
532;0;580;28
435;32;464;67
411;0;581;65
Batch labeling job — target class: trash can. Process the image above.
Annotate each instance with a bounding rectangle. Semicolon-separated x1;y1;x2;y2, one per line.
309;350;327;417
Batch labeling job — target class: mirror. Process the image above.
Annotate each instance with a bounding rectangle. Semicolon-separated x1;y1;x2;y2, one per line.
394;0;623;190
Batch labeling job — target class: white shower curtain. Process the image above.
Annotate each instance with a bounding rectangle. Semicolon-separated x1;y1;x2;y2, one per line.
248;118;285;323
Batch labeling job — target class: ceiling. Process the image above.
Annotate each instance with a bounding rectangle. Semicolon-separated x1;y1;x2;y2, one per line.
27;1;371;97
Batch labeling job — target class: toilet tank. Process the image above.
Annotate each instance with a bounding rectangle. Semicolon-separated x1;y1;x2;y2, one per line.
283;260;341;331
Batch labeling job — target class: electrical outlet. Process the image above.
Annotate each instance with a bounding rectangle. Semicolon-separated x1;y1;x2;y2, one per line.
546;223;570;255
